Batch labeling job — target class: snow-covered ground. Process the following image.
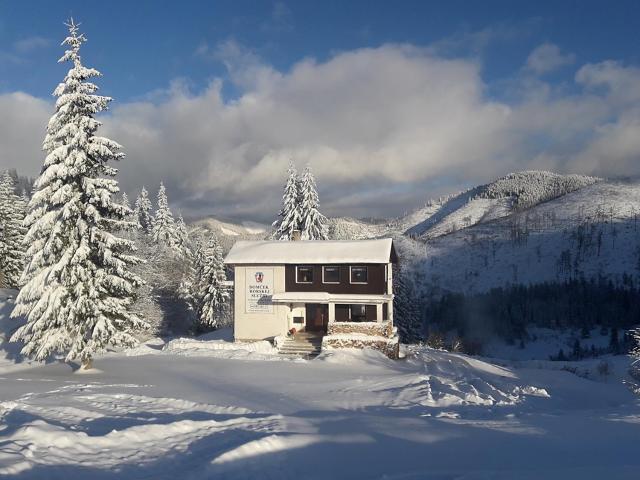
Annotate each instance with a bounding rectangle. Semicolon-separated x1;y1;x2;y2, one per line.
1;289;639;479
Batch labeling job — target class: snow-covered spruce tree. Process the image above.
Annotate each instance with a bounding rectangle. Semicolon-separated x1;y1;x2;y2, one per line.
11;21;145;368
175;213;192;258
273;162;302;240
0;171;26;288
117;192;138;233
121;192;131;211
134;186;154;233
195;234;230;330
152;182;179;247
178;238;204;320
298;165;328;240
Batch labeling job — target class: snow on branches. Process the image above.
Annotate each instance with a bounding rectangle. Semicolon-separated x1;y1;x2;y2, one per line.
180;234;230;330
152;182;180;248
0;171;26;288
299;165;328;240
135;186;154;234
11;20;146;367
273;162;302;240
273;162;328;240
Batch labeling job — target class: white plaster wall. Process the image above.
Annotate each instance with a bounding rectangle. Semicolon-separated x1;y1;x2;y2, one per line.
233;265;289;341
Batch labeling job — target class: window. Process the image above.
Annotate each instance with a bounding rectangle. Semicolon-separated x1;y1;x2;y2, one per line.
335;304;350;322
350;304;367;322
296;266;314;283
350;266;368;284
322;266;340;284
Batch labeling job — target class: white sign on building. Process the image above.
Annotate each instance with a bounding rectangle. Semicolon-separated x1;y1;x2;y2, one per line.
245;268;274;313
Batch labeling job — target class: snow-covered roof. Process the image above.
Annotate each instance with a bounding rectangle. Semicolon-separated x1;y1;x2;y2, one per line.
224;239;397;265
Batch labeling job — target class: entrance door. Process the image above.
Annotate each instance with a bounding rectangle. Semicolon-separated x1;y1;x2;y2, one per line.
305;304;328;332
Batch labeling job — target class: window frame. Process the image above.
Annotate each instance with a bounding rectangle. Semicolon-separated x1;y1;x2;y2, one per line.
322;265;341;284
349;266;369;284
295;265;314;284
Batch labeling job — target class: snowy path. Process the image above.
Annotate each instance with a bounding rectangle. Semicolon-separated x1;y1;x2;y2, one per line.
0;347;639;479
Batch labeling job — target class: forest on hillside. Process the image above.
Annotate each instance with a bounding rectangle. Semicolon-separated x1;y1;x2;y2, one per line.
419;278;638;357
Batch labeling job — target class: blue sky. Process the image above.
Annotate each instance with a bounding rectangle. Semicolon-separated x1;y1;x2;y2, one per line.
2;0;638;101
0;1;639;221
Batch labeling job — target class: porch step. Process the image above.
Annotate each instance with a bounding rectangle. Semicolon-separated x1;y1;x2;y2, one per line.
278;334;323;357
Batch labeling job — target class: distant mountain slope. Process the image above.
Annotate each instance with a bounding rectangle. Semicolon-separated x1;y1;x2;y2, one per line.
411;179;640;295
189;217;268;252
404;171;601;241
327;217;392;240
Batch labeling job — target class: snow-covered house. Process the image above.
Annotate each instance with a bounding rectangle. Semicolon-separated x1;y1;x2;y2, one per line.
224;238;399;358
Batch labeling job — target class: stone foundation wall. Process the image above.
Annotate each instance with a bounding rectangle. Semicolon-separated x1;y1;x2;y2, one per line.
322;336;399;360
327;321;393;338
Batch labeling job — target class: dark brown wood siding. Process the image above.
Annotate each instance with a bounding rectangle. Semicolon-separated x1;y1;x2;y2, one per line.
284;264;387;294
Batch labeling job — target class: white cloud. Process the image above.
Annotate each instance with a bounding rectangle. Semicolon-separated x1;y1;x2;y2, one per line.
13;36;50;54
0;92;50;173
2;44;640;222
525;43;575;74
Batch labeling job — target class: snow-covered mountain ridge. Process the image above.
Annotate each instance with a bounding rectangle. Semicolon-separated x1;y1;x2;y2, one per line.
325;172;640;297
405;171;601;240
409;178;640;294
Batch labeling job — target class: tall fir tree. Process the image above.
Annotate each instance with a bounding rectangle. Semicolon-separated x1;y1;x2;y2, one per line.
134;186;154;233
152;182;179;247
11;21;145;368
273;162;302;240
196;234;229;329
0;171;26;288
298;165;328;240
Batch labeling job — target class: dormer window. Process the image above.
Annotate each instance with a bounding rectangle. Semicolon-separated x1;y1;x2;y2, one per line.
350;266;368;284
296;266;314;284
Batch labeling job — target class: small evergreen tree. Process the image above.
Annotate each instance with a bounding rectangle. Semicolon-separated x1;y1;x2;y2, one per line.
11;20;145;368
298;165;328;240
121;192;131;211
134;186;154;233
273;162;302;240
175;213;192;258
0;171;26;287
179;239;204;319
195;235;230;329
152;182;178;247
118;192;137;232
